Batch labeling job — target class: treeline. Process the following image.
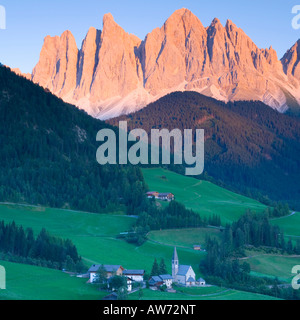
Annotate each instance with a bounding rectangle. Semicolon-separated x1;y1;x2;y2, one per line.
267;202;290;218
125;200;221;245
0;220;85;272
201;211;300;300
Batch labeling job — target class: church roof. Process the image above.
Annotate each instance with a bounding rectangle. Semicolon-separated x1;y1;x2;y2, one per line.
187;277;195;283
177;265;191;276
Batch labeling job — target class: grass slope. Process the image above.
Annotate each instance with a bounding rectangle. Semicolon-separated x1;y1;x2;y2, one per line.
0;203;205;288
142;168;267;224
271;212;300;238
0;203;288;300
147;228;222;249
0;260;103;300
245;255;300;283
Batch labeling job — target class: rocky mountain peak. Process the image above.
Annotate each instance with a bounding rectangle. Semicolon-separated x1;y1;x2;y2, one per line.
29;10;300;119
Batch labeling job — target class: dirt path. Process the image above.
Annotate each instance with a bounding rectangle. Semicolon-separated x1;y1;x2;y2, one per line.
270;211;296;221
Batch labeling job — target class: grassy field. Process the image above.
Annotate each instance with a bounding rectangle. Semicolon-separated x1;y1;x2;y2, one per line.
0;203;207;298
142;168;267;224
245;254;300;283
147;228;222;249
0;167;298;300
0;260;104;300
271;212;300;238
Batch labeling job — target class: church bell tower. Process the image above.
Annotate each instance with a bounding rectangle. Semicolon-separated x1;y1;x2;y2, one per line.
172;247;179;280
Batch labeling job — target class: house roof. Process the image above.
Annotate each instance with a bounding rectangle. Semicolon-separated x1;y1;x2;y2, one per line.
197;278;206;283
159;274;173;280
177;265;191;276
149;276;163;283
123;270;145;276
88;264;123;273
158;193;173;197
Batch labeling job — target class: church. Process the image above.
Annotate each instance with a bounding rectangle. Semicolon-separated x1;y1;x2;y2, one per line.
172;247;196;286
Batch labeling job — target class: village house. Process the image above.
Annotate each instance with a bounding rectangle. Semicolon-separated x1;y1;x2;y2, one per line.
88;264;124;283
123;270;145;282
197;278;206;286
159;274;173;289
158;193;175;201
148;276;164;288
146;191;159;199
193;245;201;251
149;274;173;289
146;191;175;202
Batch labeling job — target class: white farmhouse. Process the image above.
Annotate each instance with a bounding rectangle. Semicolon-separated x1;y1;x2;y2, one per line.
159;274;173;289
123;270;145;282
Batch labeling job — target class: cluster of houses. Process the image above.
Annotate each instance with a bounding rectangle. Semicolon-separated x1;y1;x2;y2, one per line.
88;265;145;292
87;247;205;294
146;191;175;202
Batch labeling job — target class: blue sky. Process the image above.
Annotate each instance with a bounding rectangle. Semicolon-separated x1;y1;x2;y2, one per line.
0;0;299;74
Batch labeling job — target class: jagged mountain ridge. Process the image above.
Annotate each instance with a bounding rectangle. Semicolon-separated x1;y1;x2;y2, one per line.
29;8;300;119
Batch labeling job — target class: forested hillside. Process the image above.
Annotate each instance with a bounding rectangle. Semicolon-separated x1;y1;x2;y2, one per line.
0;66;147;213
109;91;300;209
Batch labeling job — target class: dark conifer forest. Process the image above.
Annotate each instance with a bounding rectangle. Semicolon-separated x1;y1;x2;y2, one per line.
0;66;147;214
109;91;300;210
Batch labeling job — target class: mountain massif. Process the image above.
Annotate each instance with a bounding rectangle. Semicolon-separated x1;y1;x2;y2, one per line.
108;91;300;209
29;9;300;119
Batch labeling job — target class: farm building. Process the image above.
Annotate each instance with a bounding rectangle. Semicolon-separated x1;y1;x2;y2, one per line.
159;274;173;289
88;264;124;283
149;276;164;288
149;274;173;289
197;278;206;286
158;193;175;201
146;191;159;199
123;270;145;282
146;191;175;201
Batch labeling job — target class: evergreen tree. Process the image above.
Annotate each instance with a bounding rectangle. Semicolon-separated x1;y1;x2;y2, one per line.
150;258;159;277
159;259;168;275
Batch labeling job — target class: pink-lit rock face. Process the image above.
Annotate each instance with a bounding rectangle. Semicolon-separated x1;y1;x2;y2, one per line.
29;9;300;119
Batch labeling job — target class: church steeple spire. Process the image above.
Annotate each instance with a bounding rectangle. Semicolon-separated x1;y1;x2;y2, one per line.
172;247;179;280
173;247;178;261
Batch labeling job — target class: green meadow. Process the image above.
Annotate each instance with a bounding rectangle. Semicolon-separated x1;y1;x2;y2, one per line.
142;168;267;224
0;203;205;293
0;168;298;300
246;255;300;283
271;212;300;238
147;228;222;249
128;288;281;300
0;260;103;300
